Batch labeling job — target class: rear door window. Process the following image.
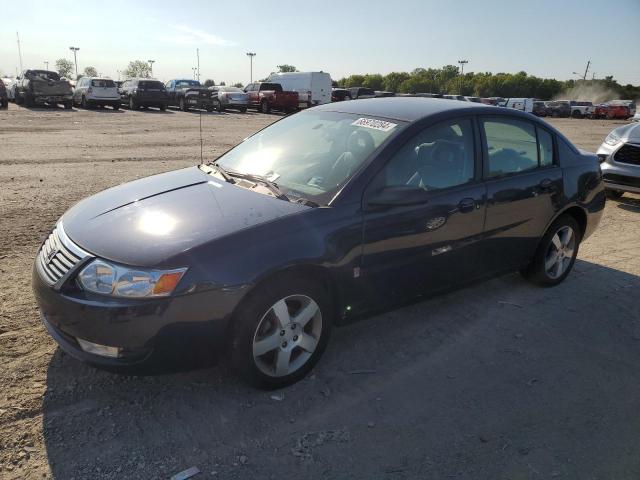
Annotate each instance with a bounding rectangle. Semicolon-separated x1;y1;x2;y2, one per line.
482;118;538;177
537;127;554;167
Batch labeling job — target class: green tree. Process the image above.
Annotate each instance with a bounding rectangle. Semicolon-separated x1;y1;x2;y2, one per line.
362;74;384;91
203;79;216;87
83;66;98;77
123;60;151;79
277;64;298;73
383;72;411;92
55;58;74;79
232;82;244;88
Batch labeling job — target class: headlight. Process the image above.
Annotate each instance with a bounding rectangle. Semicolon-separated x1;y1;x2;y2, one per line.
77;259;186;298
604;132;621;146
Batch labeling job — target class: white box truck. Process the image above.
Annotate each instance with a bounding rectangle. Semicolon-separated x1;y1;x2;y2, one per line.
266;72;332;107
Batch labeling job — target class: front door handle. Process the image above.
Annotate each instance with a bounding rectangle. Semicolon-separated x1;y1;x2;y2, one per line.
457;198;476;213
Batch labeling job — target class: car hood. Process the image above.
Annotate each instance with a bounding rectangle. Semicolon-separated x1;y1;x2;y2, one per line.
62;166;309;267
613;122;640;142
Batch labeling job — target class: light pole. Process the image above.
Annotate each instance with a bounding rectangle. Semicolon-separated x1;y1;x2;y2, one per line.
246;52;256;83
457;59;468;95
44;61;49;70
148;60;155;77
69;46;80;79
192;67;197;80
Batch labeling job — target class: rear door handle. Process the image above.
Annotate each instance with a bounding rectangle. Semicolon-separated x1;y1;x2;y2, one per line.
457;198;476;213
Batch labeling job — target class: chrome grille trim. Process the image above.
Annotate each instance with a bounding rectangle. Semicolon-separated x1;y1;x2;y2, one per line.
36;222;91;287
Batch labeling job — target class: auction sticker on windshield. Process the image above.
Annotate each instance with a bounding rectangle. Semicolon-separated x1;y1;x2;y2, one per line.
351;118;398;132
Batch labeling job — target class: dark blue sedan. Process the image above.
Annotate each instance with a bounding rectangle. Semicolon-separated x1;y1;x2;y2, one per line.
33;98;605;388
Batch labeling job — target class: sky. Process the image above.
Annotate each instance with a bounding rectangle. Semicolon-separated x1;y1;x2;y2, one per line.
1;0;639;86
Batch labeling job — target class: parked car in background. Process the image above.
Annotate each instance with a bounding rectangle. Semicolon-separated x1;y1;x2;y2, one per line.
597;122;640;198
408;93;443;98
210;85;248;112
119;79;169;111
0;79;7;108
32;97;604;389
348;87;376;100
464;96;481;103
532;101;549;117
442;94;466;101
2;78;16;101
267;72;332;107
634;112;640;122
610;100;636;117
374;91;395;98
488;97;505;105
14;70;73;109
331;88;352;102
165;79;215;112
545;100;571;118
500;98;534;113
244;82;299;114
73;77;120;110
480;98;498;105
594;103;630;120
568;101;595;118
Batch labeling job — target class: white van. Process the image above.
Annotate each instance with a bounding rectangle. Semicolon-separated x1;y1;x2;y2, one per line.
500;98;534;113
266;72;332;107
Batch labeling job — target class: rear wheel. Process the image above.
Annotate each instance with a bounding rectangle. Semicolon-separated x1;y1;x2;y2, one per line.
63;101;72;110
129;96;138;110
159;103;167;111
571;110;583;119
112;103;120;111
521;215;581;287
240;107;247;113
260;99;271;114
230;275;332;389
216;100;223;113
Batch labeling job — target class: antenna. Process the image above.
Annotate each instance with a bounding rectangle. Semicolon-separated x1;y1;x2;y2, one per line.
199;110;204;164
16;32;23;72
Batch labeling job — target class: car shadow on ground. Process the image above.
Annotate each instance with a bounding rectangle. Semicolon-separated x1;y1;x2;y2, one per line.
615;195;640;213
76;107;124;114
41;259;640;478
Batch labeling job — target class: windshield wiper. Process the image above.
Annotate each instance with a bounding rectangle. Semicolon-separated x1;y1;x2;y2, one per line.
229;172;290;201
209;162;235;184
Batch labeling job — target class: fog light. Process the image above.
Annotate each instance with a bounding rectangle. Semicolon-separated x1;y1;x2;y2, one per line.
77;338;121;358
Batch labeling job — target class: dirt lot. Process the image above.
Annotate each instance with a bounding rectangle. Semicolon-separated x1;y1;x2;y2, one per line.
1;104;639;480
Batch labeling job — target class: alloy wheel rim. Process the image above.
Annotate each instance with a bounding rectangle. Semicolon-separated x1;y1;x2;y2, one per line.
545;225;576;279
252;294;322;377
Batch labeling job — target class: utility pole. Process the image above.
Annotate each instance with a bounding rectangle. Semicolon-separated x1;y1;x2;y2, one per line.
192;67;197;80
457;59;468;95
148;60;155;77
44;61;49;70
16;32;23;72
69;46;80;79
196;48;200;83
246;52;256;83
582;60;590;81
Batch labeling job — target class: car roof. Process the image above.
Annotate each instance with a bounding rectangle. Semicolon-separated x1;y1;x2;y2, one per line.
312;97;496;122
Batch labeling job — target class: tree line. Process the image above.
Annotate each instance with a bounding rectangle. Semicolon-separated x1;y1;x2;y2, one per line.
336;66;640;100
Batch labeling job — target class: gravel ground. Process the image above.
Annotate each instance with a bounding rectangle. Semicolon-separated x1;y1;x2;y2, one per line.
0;103;639;480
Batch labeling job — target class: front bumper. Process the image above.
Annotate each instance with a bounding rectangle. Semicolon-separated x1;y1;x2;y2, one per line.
222;100;248;109
32;260;243;368
597;142;640;193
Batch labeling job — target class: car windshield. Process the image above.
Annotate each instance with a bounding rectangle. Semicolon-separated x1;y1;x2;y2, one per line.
212;111;404;203
91;79;115;87
176;80;201;88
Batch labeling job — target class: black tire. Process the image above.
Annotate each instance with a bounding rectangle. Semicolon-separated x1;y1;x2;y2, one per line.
606;189;624;199
229;274;332;389
216;100;223;113
24;92;34;107
64;101;72;110
0;99;7;109
521;214;581;287
240;107;247;113
260;99;271;114
179;97;188;112
81;96;88;109
159;103;167;111
15;91;23;105
112;103;120;111
571;110;582;119
129;96;138;110
206;106;214;113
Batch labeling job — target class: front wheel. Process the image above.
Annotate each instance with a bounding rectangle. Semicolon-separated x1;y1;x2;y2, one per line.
521;215;581;287
179;98;188;112
159;103;167;111
230;275;332;389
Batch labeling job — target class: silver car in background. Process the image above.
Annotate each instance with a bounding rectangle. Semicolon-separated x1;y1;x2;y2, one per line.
210;86;248;112
597;122;640;198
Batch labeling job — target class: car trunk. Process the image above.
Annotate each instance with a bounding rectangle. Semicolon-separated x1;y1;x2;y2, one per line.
32;79;71;96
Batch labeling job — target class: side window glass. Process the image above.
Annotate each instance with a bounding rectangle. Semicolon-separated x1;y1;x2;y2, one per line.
483;119;538;177
537;127;554;167
381;118;475;191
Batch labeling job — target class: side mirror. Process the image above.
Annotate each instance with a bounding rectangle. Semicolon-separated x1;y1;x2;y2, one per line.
366;185;429;208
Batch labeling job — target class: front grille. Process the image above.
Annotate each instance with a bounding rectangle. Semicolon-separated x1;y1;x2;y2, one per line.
37;224;88;286
603;173;640;188
614;144;640;166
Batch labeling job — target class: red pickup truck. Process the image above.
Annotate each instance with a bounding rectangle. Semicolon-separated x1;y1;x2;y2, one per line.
243;82;298;114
